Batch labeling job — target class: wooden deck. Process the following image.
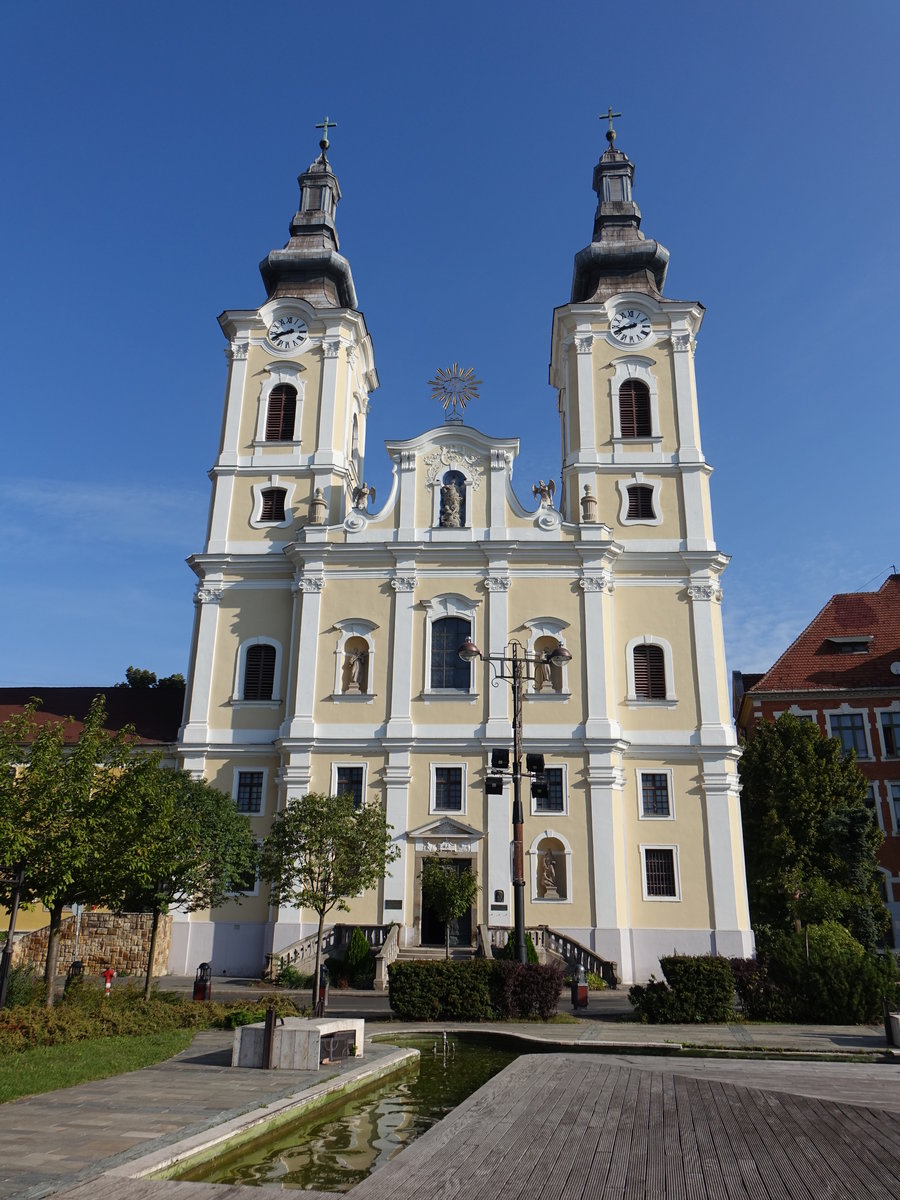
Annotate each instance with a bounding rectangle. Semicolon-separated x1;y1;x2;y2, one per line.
344;1053;900;1200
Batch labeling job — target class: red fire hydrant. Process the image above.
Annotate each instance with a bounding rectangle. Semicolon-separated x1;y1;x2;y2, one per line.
102;967;116;998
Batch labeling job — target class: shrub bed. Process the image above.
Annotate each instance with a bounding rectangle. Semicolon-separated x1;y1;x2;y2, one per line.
629;955;735;1023
388;959;563;1020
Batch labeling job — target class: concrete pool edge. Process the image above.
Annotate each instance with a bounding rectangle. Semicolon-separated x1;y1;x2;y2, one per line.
111;1046;420;1183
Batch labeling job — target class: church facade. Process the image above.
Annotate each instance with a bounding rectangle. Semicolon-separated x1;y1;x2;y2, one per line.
173;126;753;984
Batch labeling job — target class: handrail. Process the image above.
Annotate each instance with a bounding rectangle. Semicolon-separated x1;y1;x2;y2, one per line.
264;922;391;981
480;924;618;988
373;923;400;991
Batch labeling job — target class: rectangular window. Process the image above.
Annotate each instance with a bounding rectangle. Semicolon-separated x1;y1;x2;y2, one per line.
434;767;463;811
336;766;364;809
534;767;565;813
235;771;264;814
891;783;900;830
643;847;678;898
865;785;878;825
641;773;671;817
881;711;900;757
828;712;869;758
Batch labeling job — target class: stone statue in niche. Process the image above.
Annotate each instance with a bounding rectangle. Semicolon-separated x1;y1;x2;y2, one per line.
344;648;367;693
541;850;559;899
440;479;462;527
535;656;553;693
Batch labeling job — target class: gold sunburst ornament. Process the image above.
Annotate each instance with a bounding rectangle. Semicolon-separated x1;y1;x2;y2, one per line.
429;363;482;423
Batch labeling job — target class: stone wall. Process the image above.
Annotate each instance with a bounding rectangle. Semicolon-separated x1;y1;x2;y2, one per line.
10;912;172;977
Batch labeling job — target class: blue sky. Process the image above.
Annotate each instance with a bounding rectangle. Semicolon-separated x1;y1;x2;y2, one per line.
1;1;897;686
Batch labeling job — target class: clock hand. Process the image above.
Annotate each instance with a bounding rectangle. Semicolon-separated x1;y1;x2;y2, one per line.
616;322;638;332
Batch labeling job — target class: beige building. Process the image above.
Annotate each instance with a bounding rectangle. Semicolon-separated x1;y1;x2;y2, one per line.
174;125;753;983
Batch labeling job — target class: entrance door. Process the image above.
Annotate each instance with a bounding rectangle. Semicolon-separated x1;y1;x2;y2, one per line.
420;859;474;948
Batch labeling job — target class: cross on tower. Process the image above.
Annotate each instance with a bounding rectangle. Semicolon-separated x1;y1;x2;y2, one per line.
315;115;337;149
600;106;622;145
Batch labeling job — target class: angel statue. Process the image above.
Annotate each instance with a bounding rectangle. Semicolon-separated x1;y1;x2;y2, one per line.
532;478;556;507
352;482;375;511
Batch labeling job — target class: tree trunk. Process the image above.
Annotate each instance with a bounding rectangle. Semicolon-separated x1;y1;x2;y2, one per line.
144;907;162;1000
312;910;326;1014
43;903;64;1007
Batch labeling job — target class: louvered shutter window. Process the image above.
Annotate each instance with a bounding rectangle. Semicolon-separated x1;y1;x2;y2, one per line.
633;644;666;700
260;488;286;522
243;644;276;700
265;385;297;441
626;485;655;520
619;381;652;438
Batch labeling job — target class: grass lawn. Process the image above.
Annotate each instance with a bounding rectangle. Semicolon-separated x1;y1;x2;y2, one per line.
0;1029;195;1103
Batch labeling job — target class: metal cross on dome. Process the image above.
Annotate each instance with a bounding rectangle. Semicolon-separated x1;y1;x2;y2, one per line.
600;106;622;146
429;364;482;423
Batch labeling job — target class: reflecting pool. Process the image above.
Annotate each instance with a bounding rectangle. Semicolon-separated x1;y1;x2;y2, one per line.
177;1035;518;1192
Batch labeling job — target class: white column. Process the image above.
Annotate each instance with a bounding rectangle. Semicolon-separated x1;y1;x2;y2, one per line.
397;451;417;538
486;783;513;929
286;569;324;740
314;340;341;459
489;449;509;535
180;584;223;745
702;758;753;958
671;332;703;463
386;565;417;740
219;341;249;467
383;754;411;921
573;334;596;454
687;580;733;747
586;755;631;979
579;569;620;741
206;473;235;554
484;572;511;741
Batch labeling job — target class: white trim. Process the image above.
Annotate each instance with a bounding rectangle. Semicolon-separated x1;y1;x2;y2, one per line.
429;762;467;815
330;761;369;808
874;702;900;759
527;829;573;904
887;780;900;835
825;704;873;760
249;475;295;528
331;618;378;698
232;767;268;818
253;365;306;445
423;594;479;696
609;356;661;441
616;474;662;526
636;768;675;821
625;635;676;703
640;844;681;901
233;637;283;703
531;764;568;817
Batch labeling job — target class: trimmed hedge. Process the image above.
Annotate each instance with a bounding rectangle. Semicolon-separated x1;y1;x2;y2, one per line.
388;959;563;1021
629;955;735;1023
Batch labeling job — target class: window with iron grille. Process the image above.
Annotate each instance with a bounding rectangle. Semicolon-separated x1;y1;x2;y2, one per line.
626;484;655;520
243;644;276;700
619;380;652;438
534;767;565;813
643;848;677;897
434;766;463;811
828;712;869;758
236;771;264;814
336;766;364;809
633;644;666;700
265;384;297;441
260;488;286;522
881;711;900;757
641;773;670;817
430;616;472;690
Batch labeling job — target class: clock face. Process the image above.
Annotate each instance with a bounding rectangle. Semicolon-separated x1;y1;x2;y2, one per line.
267;314;308;351
610;308;652;345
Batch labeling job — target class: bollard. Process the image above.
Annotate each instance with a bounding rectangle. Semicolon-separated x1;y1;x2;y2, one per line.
192;962;213;1002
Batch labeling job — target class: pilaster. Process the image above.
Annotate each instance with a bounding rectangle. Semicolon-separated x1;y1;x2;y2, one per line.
286;567;325;740
180;583;224;745
383;755;412;920
386;560;418;740
484;568;511;740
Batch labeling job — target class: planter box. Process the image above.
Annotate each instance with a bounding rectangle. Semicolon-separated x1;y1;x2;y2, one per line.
232;1017;364;1070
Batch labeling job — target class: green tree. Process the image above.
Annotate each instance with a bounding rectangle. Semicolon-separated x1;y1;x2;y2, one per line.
420;859;479;959
115;667;185;689
738;713;889;948
0;697;135;1003
111;760;257;997
258;793;399;1009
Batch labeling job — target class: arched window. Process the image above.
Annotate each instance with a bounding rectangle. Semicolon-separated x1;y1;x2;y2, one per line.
259;487;286;522
619;380;652;438
626;484;655;521
430;616;471;690
265;384;297;441
243;644;276;700
633;644;666;700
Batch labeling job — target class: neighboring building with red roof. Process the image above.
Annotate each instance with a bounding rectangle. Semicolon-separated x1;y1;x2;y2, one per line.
733;575;900;945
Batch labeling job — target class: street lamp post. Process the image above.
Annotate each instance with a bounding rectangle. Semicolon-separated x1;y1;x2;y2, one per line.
458;637;572;964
